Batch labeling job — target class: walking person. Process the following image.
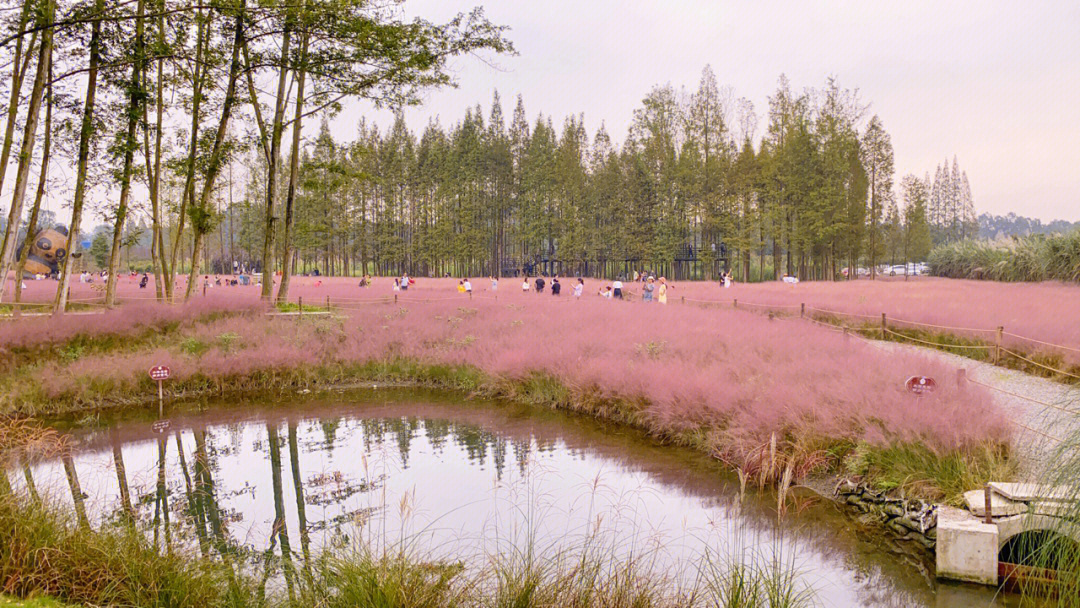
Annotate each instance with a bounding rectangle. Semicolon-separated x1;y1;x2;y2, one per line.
551;277;561;295
400;273;410;291
535;276;545;294
464;278;473;295
657;277;668;304
572;278;584;299
642;277;654;302
490;276;498;291
612;278;623;300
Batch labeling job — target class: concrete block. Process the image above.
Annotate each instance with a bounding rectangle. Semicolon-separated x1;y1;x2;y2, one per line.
963;489;1027;517
936;506;999;585
988;482;1073;503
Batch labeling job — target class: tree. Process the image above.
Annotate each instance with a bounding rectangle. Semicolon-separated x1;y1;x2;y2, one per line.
901;174;932;269
861;115;893;278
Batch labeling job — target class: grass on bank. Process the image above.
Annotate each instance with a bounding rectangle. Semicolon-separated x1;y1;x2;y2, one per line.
0;494;817;608
0;595;76;607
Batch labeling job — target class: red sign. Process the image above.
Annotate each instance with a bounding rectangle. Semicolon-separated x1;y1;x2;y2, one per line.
906;376;936;395
149;365;171;381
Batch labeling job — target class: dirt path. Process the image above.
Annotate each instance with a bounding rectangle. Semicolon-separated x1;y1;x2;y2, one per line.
870;340;1080;479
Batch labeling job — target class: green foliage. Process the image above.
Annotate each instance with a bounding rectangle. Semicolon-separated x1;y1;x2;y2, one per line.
928;229;1080;282
179;337;209;357
89;233;109;270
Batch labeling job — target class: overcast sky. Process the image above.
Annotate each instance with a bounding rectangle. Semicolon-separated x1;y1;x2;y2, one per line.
332;0;1080;222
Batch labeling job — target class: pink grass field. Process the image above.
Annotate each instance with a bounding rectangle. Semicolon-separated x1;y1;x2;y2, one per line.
2;275;1013;461
7;273;1080;361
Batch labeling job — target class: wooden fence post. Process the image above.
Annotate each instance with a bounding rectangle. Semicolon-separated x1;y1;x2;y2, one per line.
326;295;330;311
800;303;805;318
881;313;887;340
733;298;738;310
394;293;398;304
298;296;303;321
994;326;1003;364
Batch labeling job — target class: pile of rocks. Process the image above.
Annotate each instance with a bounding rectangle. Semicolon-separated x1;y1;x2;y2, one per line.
834;480;937;549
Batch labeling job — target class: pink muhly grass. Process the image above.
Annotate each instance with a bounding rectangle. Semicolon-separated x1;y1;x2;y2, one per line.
25;282;1012;461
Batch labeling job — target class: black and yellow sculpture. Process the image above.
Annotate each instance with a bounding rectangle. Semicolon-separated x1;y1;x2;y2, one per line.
15;225;69;278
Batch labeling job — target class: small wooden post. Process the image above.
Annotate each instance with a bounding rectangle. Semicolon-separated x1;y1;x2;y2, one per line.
881;313;887;340
994;326;1003;364
983;484;993;524
733;298;738;309
800;303;805;318
202;282;207;297
298;296;303;321
394;293;398;304
326;295;330;311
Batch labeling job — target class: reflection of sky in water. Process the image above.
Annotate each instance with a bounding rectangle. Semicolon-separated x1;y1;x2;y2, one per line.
12;401;1019;608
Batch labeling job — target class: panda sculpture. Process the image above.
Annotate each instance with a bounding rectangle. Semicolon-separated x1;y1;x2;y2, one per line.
16;225;69;278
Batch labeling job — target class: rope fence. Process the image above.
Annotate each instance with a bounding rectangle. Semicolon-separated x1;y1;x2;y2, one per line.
675;293;1080;381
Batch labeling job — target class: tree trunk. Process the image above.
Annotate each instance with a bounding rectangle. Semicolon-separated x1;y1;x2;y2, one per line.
0;0;54;302
53;0;103;314
258;12;294;301
0;2;36;206
14;55;52;308
276;30;309;304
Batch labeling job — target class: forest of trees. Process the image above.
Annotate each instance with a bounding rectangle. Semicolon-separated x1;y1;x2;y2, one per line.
0;0;986;311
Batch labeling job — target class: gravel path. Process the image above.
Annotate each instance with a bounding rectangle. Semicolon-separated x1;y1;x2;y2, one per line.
869;340;1080;479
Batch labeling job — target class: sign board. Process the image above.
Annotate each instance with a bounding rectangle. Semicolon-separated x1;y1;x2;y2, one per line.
152;419;171;434
149;366;171;381
80;240;92;250
906;376;937;395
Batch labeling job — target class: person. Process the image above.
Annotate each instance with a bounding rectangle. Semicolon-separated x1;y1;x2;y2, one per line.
139;273;149;289
612;278;623;299
457;280;466;293
400;273;409;291
489;276;498;291
393;278;401;291
632;270;640;282
782;273;799;285
359;275;368;288
535;276;545;294
642;277;654;302
572;277;584;298
521;278;530;292
598;285;613;299
551;277;561;295
724;270;733;288
657;277;668;304
463;278;472;294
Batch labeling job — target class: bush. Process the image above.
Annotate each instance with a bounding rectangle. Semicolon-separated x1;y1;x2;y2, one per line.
929;230;1080;282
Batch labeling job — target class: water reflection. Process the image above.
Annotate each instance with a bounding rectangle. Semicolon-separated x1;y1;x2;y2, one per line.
10;389;1021;607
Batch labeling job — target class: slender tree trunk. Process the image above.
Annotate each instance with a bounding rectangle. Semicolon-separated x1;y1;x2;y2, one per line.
259;13;294;300
104;0;147;307
0;2;36;206
170;7;209;288
53;0;104;314
144;2;168;300
276;31;308;304
14;57;52;308
183;9;244;301
0;0;55;302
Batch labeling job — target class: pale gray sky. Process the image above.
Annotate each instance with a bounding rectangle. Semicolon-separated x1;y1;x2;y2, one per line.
334;0;1080;221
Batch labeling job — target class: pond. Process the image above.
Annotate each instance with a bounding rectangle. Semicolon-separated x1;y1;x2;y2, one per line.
10;388;1025;607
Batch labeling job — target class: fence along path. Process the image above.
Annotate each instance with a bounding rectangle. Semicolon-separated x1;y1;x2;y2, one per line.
681;294;1080;382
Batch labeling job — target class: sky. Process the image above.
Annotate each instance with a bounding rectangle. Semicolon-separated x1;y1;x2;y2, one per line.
330;0;1080;222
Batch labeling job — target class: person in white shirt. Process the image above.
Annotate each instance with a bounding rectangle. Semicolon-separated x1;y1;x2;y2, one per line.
490;276;498;291
599;286;613;299
521;278;530;292
612;279;624;299
572;278;584;298
463;279;472;294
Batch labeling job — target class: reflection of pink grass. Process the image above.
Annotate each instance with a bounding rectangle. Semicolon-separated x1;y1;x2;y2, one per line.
11;281;1010;460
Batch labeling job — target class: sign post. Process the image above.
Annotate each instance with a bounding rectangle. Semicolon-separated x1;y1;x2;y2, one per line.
149;365;171;421
905;376;936;406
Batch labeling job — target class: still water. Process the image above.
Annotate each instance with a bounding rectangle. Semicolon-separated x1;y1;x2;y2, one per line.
13;389;1021;607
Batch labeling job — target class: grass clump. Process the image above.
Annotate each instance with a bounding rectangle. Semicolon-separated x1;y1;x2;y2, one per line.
0;496;247;608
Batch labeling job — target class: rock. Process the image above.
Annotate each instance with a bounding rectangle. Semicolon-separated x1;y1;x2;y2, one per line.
883;504;905;518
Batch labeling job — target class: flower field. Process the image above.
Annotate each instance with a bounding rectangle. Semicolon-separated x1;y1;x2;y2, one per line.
1;274;1017;500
